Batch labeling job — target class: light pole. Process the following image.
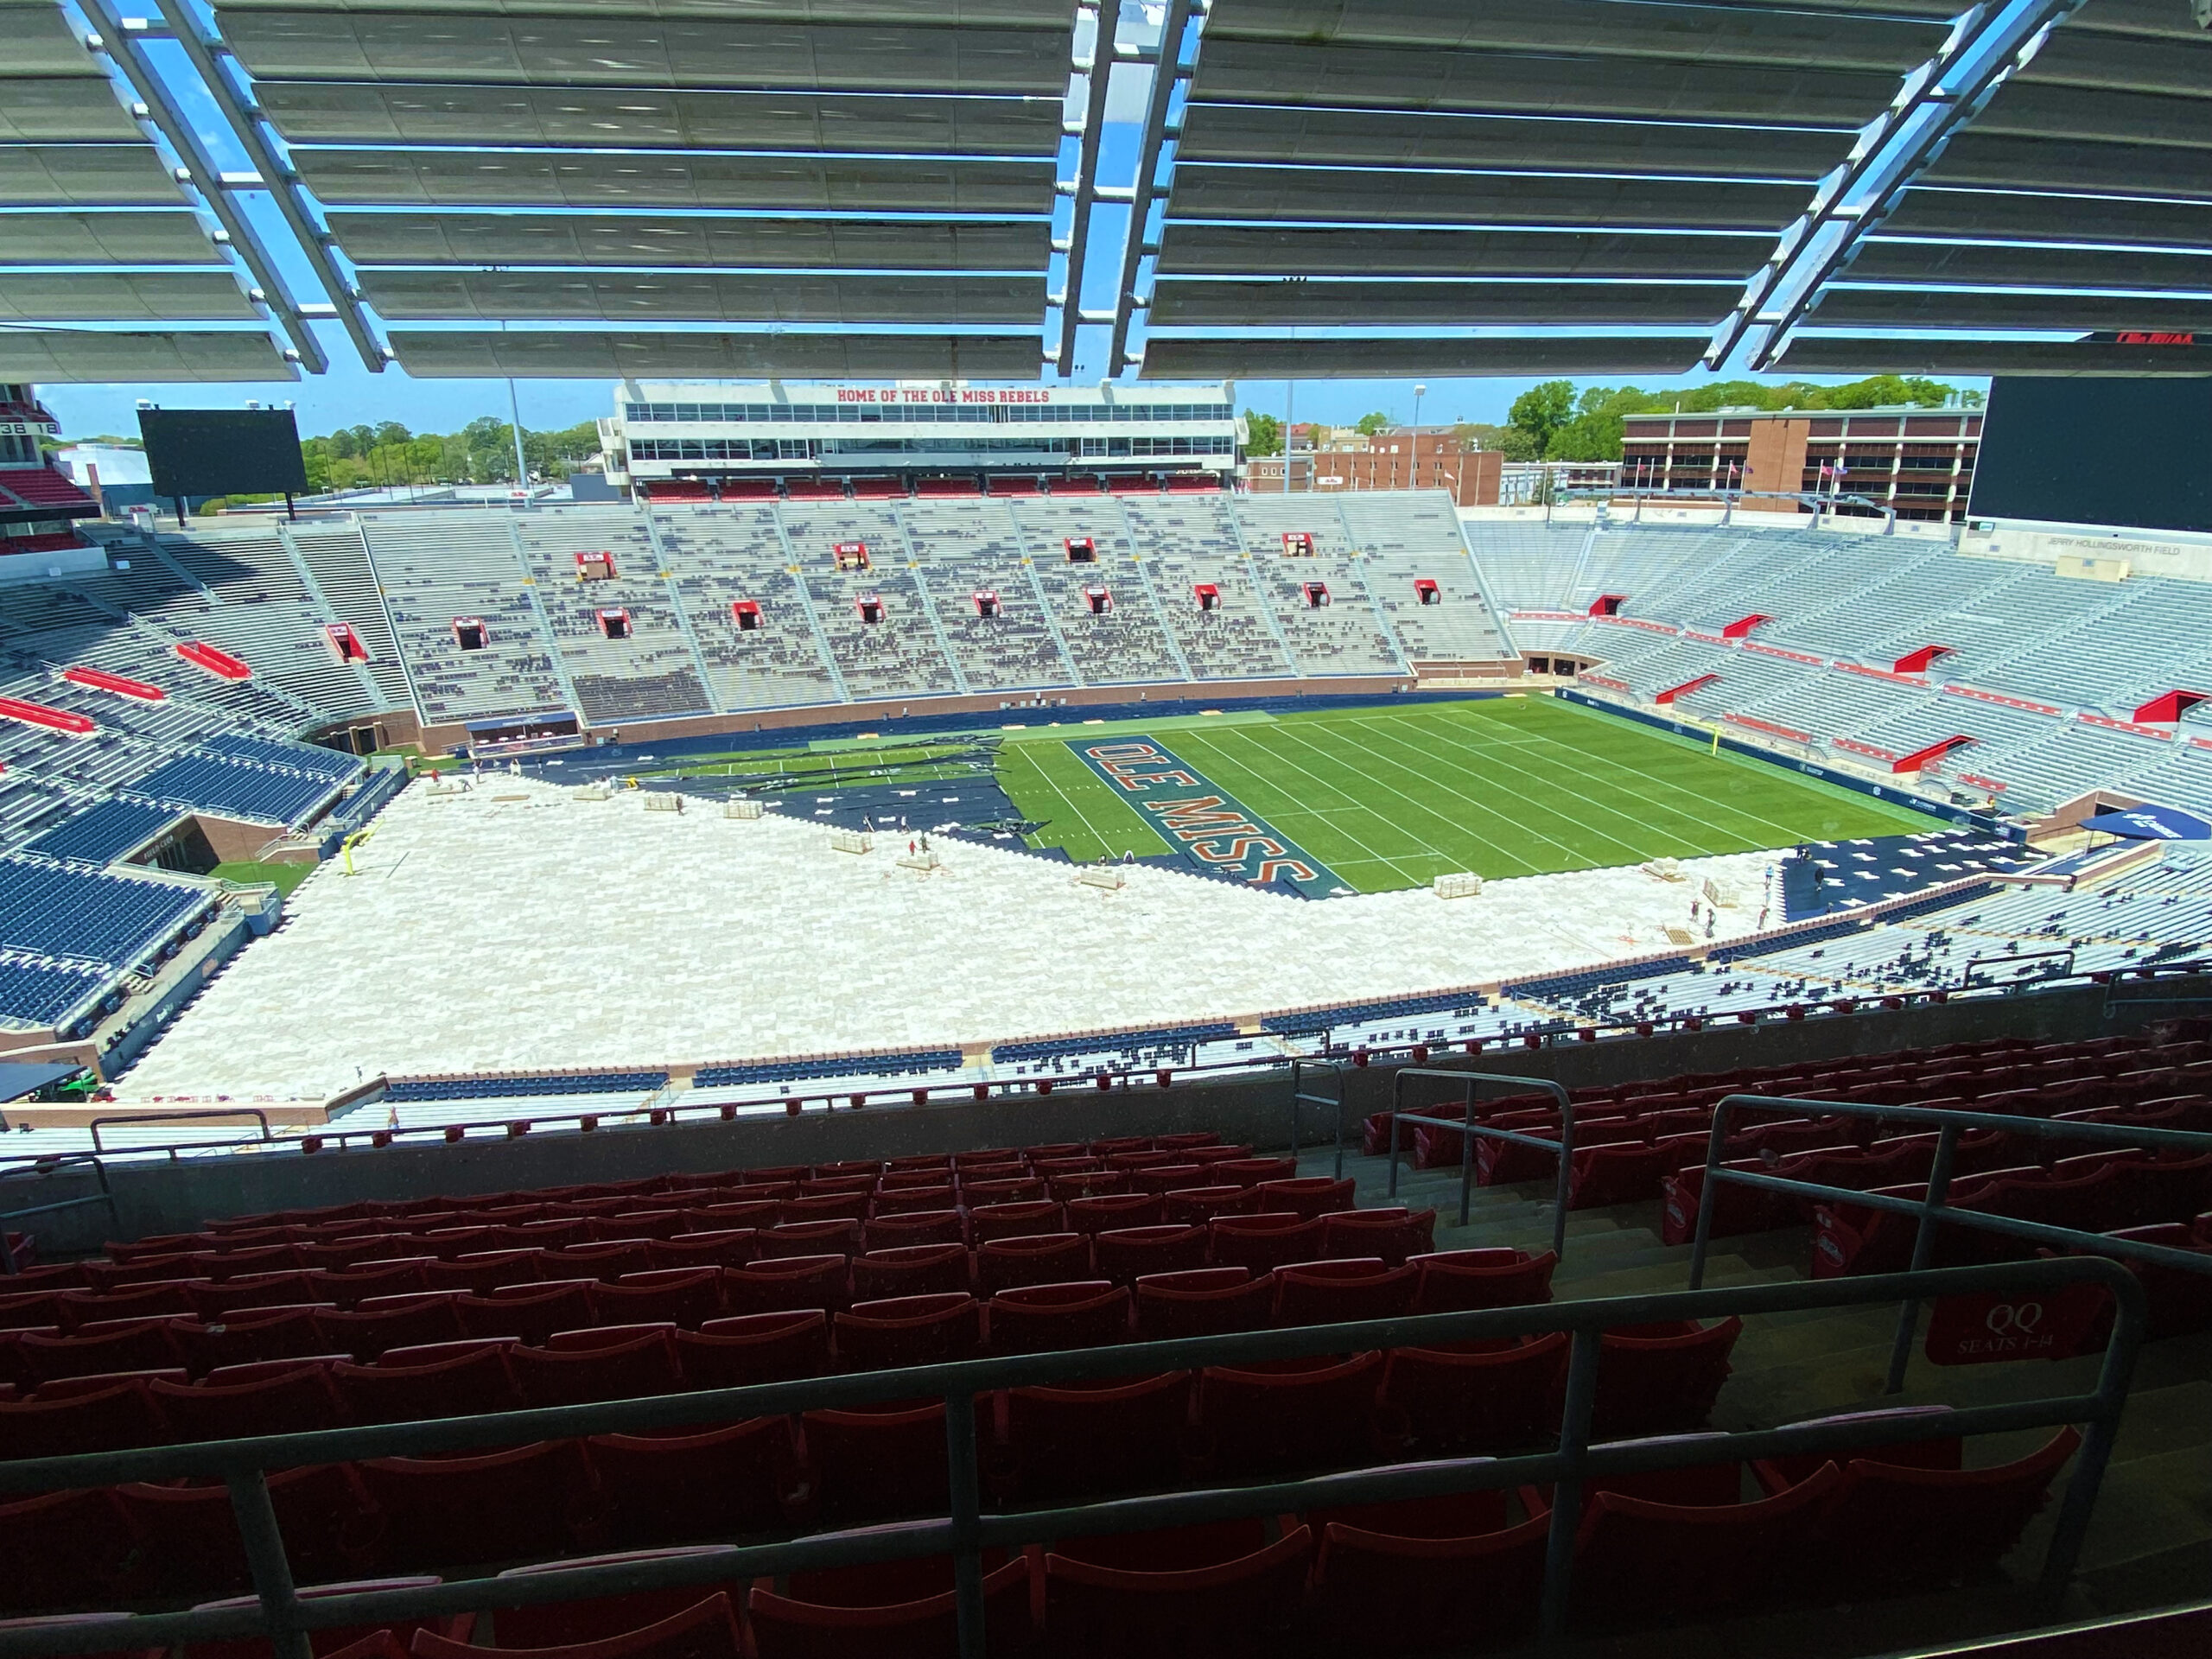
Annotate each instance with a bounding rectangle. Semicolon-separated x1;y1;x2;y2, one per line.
1411;382;1425;484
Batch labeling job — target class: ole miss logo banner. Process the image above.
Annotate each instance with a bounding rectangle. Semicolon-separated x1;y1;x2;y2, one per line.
1071;737;1348;898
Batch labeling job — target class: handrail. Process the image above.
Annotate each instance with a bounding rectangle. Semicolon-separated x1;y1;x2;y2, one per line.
0;1257;2146;1659
90;1107;271;1160
1287;1056;1347;1177
1684;1091;2212;1394
0;1148;118;1274
1387;1069;1573;1254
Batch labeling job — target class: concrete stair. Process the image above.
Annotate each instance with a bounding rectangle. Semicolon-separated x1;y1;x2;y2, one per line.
1308;1143;2212;1655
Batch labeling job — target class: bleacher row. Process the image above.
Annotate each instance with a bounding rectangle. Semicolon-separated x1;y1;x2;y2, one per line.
1485;849;2212;1040
0;1128;2113;1659
638;474;1230;504
57;493;1512;735
1469;517;2212;817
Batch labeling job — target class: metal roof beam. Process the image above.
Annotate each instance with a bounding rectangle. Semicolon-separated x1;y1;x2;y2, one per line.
1052;0;1117;373
77;0;321;372
1711;0;2094;371
1107;0;1192;371
151;0;385;371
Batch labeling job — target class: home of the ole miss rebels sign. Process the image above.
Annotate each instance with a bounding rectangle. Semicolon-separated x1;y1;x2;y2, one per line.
1070;738;1348;898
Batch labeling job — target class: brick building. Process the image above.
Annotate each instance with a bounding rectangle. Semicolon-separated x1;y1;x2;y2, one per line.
1618;405;1983;522
1244;427;1502;505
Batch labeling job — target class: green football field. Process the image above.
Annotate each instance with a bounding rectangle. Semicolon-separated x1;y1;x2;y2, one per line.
995;696;1937;892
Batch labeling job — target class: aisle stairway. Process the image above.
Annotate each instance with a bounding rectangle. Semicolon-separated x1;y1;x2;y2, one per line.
1357;1144;2212;1658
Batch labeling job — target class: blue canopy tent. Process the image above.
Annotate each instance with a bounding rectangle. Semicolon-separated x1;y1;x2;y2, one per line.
2081;804;2212;842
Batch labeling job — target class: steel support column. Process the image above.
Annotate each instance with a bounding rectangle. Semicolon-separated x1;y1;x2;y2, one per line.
1710;0;2091;371
76;0;326;373
1052;0;1121;377
1107;0;1193;372
150;0;385;372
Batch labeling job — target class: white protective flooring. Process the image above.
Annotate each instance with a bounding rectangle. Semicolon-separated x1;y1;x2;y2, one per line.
115;779;1782;1104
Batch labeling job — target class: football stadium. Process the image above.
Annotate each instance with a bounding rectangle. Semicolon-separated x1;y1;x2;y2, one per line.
3;2;2212;1658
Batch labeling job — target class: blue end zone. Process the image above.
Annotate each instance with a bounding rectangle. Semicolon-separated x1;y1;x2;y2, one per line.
1065;734;1351;899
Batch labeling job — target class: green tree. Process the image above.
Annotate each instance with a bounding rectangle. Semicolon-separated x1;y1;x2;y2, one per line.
1243;410;1282;457
1507;380;1577;457
1352;411;1391;437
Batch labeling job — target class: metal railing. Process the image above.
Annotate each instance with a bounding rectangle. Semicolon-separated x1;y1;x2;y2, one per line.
0;1258;2145;1659
90;1107;271;1159
1287;1056;1347;1177
1385;1070;1573;1255
1684;1092;2212;1393
0;1147;118;1274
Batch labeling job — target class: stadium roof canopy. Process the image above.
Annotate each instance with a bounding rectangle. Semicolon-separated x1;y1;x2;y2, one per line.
1;0;2209;383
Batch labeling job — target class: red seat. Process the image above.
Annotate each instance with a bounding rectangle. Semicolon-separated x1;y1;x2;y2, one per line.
307;1258;431;1306
593;1268;724;1331
861;1210;965;1253
15;1319;181;1386
1306;1490;1549;1655
870;1185;957;1216
1254;1178;1356;1221
1062;1194;1162;1236
186;1271;323;1320
361;1440;593;1572
1000;1371;1191;1504
0;1378;170;1459
974;1234;1089;1297
1573;1462;1842;1626
184;1576;472;1659
677;1311;830;1389
422;1251;541;1296
1093;1224;1207;1287
779;1195;870;1227
1317;1209;1435;1268
511;1327;683;1408
802;1402;950;1526
849;1244;971;1303
1408;1249;1557;1313
1047;1173;1124;1205
588;1419;797;1548
1207;1215;1323;1276
116;1464;374;1595
748;1552;1034;1659
1589;1319;1742;1440
170;1306;336;1376
1756;1426;2083;1596
755;1221;862;1261
150;1361;344;1440
988;1282;1129;1355
957;1180;1046;1209
1198;1352;1385;1478
1043;1520;1313;1659
721;1256;849;1317
493;1549;744;1649
834;1294;981;1371
312;1294;467;1363
408;1592;745;1659
334;1342;521;1425
646;1231;758;1274
1135;1268;1274;1343
1205;1158;1297;1185
1379;1335;1571;1455
1161;1187;1262;1227
58;1282;197;1330
458;1281;598;1346
0;1489;135;1611
967;1201;1062;1244
1271;1260;1420;1327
